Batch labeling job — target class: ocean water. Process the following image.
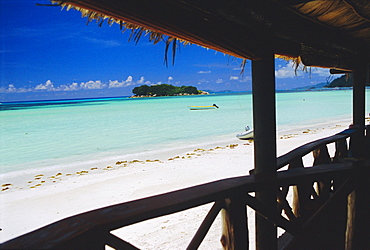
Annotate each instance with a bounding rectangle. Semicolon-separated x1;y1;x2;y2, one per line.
1;90;369;179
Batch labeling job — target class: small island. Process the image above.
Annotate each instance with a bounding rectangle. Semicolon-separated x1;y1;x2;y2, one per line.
326;74;369;88
131;84;209;97
326;75;353;88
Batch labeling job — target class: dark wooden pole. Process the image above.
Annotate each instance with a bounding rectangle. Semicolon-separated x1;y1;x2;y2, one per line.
346;66;370;249
353;69;366;131
350;68;366;158
252;51;277;249
221;197;249;250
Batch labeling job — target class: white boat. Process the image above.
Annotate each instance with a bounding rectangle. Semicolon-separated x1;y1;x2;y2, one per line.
236;126;254;140
188;104;219;110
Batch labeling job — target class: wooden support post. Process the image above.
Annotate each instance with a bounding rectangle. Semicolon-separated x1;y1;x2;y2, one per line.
346;66;369;248
313;146;331;202
252;51;277;249
350;68;366;158
346;160;370;249
353;69;366;131
333;139;349;163
221;197;249;250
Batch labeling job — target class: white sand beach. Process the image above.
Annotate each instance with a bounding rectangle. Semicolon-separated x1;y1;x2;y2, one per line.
0;120;352;249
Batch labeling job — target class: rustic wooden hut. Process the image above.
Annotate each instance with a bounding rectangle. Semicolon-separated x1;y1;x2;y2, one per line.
1;0;369;249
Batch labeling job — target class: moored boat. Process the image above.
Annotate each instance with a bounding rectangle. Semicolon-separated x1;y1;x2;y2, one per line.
188;103;219;110
236;126;254;139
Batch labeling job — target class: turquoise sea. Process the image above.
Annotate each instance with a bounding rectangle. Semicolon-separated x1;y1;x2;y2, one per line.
1;90;369;180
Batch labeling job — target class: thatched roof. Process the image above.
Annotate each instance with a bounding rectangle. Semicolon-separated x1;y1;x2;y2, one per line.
51;0;370;71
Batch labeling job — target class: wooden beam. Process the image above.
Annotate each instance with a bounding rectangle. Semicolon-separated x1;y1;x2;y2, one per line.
330;69;353;74
252;51;277;249
300;45;359;71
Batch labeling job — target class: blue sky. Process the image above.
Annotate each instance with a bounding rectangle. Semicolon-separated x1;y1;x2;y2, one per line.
1;0;338;102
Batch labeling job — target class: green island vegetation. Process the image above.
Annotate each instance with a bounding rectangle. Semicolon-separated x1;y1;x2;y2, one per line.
131;84;208;97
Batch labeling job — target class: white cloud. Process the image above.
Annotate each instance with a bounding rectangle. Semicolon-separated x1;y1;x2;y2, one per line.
109;76;147;88
197;71;211;74
216;78;223;83
35;80;55;90
1;76;167;94
0;87;7;93
68;82;79;90
109;80;126;88
125;76;133;84
230;76;239;80
137;76;146;84
275;61;330;78
7;84;17;92
275;62;302;78
15;87;30;93
0;84;24;93
80;80;106;89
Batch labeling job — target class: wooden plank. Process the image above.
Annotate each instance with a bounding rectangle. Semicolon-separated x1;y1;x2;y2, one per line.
0;163;354;249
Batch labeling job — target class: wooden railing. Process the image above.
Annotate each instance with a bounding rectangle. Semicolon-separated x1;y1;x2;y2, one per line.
1;128;369;249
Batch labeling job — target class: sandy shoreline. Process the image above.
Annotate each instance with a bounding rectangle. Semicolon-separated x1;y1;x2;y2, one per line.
0;120;353;248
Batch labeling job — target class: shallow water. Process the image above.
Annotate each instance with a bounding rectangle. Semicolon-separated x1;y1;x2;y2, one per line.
0;90;369;178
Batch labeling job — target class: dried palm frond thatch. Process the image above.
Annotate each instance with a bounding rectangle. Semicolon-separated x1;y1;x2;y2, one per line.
293;0;370;42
